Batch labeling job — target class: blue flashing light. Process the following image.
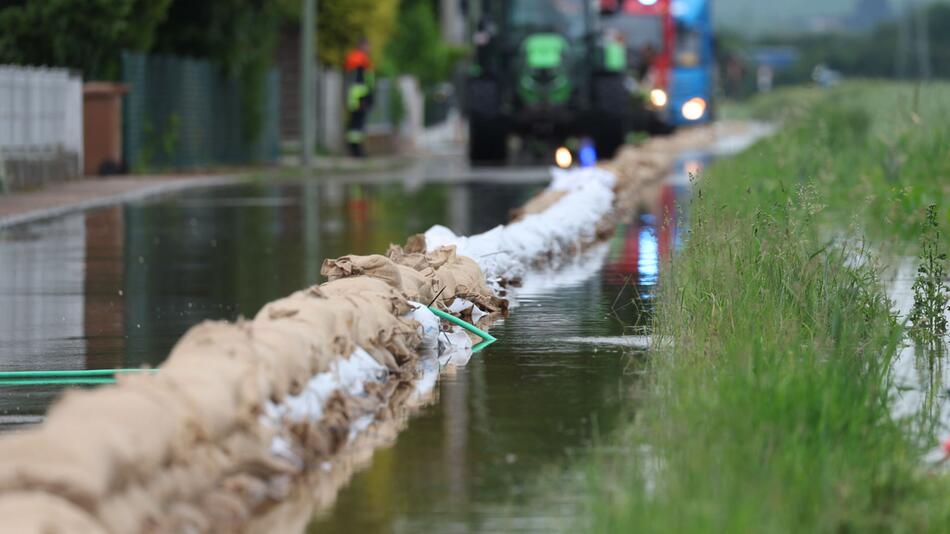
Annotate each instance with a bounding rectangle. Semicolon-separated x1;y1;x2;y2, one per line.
579;142;597;168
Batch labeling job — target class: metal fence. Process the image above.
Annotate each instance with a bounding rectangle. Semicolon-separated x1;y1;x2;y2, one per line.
0;66;83;192
121;52;280;170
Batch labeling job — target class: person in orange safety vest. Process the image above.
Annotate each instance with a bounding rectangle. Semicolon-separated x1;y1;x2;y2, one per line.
344;39;375;158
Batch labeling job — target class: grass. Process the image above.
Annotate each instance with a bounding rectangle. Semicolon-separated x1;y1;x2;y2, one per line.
588;82;950;532
725;81;950;249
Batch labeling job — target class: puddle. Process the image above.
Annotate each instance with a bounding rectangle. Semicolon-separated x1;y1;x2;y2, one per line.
887;259;950;441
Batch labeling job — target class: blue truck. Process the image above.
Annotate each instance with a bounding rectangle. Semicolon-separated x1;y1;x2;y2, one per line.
669;0;714;125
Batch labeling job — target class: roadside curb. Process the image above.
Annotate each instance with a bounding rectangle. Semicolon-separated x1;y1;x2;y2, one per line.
0;175;241;230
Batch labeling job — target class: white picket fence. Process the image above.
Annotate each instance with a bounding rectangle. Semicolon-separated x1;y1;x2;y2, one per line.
0;66;83;157
0;66;83;191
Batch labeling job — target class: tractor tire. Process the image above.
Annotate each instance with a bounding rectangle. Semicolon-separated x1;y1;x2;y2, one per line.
592;75;628;159
467;78;507;164
468;114;507;164
647;112;676;136
468;77;499;116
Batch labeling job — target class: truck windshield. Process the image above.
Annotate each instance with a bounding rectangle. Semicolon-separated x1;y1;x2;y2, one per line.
604;14;663;53
507;0;587;39
674;24;702;67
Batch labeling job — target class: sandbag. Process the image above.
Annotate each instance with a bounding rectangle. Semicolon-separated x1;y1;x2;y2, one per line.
43;385;192;486
321;254;402;289
434;252;503;312
160;351;268;440
248;322;317;397
321;255;440;305
0;492;107;534
0;428;114;508
256;295;358;359
318;277;413;316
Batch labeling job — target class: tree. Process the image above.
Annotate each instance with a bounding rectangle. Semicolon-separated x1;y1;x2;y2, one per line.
150;0;286;139
277;0;399;67
0;0;172;79
385;0;466;86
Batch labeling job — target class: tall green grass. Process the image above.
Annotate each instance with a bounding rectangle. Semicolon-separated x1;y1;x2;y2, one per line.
589;83;950;532
727;82;950;249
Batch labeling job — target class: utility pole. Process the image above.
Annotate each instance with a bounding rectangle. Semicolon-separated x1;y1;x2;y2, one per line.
896;0;910;78
300;0;315;167
314;0;321;155
914;1;932;80
440;0;465;44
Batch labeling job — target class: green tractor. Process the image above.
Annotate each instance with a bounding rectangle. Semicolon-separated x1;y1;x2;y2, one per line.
465;0;630;164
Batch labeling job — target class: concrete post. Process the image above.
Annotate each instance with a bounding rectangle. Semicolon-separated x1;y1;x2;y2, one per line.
440;0;465;44
300;0;315;166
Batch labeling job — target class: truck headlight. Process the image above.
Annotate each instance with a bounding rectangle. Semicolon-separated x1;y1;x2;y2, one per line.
555;146;573;168
681;97;707;121
649;88;668;108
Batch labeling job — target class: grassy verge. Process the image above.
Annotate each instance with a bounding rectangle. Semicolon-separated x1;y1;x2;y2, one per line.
724;81;950;248
589;82;950;532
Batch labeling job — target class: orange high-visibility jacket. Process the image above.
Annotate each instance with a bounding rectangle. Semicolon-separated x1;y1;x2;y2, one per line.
344;49;373;72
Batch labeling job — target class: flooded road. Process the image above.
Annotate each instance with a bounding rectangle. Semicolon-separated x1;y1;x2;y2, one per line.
0;158;693;530
0;177;544;424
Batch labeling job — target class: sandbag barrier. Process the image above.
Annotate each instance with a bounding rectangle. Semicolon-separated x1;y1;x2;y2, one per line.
0;123;756;533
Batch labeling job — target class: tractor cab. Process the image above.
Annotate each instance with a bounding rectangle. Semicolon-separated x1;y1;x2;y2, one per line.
466;0;631;163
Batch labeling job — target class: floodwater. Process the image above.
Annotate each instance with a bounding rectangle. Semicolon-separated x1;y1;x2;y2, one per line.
307;176;691;533
0;177;543;424
0;160;694;531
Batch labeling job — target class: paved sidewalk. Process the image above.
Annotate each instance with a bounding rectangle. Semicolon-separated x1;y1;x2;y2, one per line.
0;174;239;229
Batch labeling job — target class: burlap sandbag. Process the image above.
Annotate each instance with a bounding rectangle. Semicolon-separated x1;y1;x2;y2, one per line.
111;373;205;461
385;243;429;271
41;385;193;488
158;352;269;440
291;292;418;369
0;428;113;509
317;277;412;315
321;254;401;289
0;492;107;534
330;294;420;367
388;242;456;271
115;440;237;530
321;254;441;304
0;381;201;507
388;244;498;309
433;250;503;312
265;286;418;359
258;300;356;361
394;264;438;303
248;322;318;398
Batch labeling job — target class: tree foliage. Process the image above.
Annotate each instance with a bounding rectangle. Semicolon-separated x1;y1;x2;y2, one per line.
277;0;399;67
385;0;466;86
150;0;285;140
152;0;282;73
0;0;172;79
756;5;950;85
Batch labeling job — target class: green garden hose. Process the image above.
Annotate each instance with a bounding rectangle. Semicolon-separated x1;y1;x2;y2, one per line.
0;368;154;386
0;377;117;386
428;306;497;352
0;368;155;379
0;309;495;387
